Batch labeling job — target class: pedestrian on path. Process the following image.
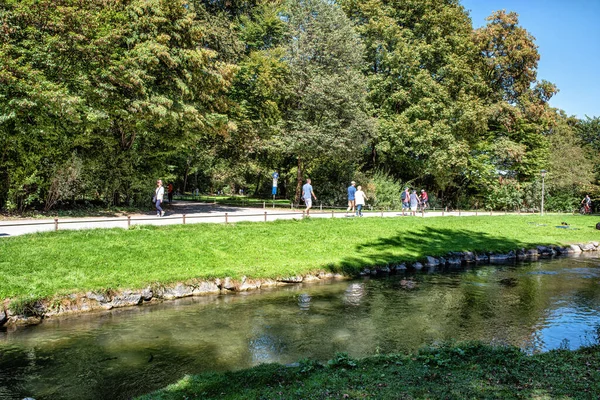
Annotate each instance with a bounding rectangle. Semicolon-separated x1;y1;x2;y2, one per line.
401;187;410;215
346;181;356;216
302;178;317;217
420;189;428;211
409;190;419;216
167;182;174;203
355;185;368;217
154;179;165;217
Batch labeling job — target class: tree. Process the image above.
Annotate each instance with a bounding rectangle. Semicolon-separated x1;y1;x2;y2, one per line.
0;0;237;208
278;0;373;201
341;0;489;198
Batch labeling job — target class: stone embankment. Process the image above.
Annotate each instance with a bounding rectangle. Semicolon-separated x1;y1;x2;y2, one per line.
1;242;599;329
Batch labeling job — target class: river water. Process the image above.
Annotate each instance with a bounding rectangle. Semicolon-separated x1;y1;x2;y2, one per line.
1;256;600;399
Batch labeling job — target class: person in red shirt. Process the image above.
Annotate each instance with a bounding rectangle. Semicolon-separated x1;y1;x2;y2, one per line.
167;183;174;203
420;189;429;211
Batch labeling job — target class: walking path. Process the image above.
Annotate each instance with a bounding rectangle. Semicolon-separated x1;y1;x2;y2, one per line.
0;201;521;237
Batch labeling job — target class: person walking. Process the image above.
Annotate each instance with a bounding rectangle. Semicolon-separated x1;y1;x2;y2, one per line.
355;185;368;217
302;178;317;217
420;189;429;211
154;179;165;217
409;190;419;216
346;181;357;216
167;182;174;203
401;187;410;215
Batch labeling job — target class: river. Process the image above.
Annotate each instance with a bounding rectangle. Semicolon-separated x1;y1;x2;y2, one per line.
1;255;600;399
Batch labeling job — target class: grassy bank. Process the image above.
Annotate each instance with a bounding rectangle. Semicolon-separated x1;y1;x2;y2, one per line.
139;342;600;399
1;215;598;303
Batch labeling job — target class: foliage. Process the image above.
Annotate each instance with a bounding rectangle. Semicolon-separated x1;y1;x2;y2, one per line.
369;170;402;210
0;0;597;212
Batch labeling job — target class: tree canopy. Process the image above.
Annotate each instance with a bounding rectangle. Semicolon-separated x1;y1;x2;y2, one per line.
0;0;597;212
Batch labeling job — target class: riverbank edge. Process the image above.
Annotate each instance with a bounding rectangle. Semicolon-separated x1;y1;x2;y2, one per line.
1;241;599;329
137;342;600;399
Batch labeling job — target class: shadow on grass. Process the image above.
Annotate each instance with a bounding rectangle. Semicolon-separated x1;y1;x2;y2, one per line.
336;227;531;272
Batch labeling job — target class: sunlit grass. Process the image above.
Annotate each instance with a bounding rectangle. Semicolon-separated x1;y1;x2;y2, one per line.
1;215;598;302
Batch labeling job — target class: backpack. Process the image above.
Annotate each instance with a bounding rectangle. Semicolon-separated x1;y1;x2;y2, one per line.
401;191;407;201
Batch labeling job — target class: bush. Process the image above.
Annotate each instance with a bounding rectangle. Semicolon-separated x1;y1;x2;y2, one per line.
370;170;402;210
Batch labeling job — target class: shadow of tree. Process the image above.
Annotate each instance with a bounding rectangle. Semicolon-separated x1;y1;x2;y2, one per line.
336;227;530;271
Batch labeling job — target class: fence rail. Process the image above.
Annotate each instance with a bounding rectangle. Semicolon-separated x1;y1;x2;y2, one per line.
0;207;586;234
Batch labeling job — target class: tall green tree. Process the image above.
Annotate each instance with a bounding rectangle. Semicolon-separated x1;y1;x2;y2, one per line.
341;0;489;199
0;0;236;208
278;0;373;200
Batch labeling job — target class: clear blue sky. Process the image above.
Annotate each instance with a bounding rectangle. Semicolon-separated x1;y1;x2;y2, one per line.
461;0;599;119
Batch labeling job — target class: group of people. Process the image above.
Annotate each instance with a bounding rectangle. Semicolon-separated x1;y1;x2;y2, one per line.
345;181;369;217
401;187;429;215
153;180;174;217
300;179;429;217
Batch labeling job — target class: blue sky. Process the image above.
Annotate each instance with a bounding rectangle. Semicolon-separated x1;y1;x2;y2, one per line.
461;0;599;119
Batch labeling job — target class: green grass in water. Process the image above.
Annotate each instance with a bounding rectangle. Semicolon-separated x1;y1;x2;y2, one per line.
1;215;598;303
138;342;600;399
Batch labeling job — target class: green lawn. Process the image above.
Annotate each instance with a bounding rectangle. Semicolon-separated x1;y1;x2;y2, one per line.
138;342;600;399
1;215;598;303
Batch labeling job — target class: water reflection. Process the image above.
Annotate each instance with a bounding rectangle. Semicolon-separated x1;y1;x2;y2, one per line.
1;256;599;400
343;283;365;306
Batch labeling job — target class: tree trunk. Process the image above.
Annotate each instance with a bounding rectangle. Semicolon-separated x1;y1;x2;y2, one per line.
295;157;304;203
253;172;262;196
183;163;190;194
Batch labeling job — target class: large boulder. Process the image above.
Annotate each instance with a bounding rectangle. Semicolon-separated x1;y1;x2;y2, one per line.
394;264;407;272
86;292;108;303
489;253;510;263
475;253;489;263
162;284;194;299
141;287;153;301
446;257;462;266
110;292;142;308
278;276;303;284
377;266;391;275
580;243;596;252
568;244;582;253
424;256;440;267
302;274;321;282
0;308;7;327
412;262;424;270
221;277;237;291
318;272;334;280
192;281;221;294
462;252;475;262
